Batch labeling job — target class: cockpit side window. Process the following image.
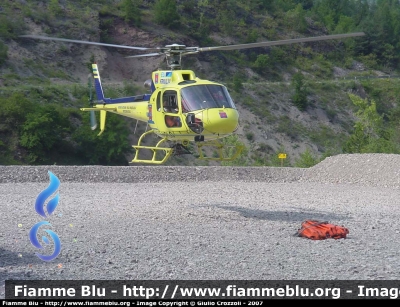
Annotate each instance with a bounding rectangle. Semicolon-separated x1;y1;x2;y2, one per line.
156;91;161;111
222;86;236;109
162;90;178;113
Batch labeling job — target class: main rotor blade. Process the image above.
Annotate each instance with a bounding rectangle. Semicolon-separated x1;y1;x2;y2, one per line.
197;32;365;52
19;35;157;51
125;52;164;58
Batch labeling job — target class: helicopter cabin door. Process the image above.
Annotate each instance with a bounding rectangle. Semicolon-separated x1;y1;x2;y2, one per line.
157;90;182;128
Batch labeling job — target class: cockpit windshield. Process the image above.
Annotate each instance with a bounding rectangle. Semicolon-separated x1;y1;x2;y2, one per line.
180;85;236;112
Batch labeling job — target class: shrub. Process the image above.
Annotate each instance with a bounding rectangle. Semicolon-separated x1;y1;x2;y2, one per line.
252;54;271;75
245;132;255;141
294;148;319;167
291;72;308;111
0;41;8;66
153;0;180;29
122;0;141;26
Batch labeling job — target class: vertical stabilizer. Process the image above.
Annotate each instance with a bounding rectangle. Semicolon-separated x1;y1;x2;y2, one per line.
92;64;106;135
92;64;105;101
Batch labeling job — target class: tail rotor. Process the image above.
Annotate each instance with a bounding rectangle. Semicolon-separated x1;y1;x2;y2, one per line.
87;73;97;130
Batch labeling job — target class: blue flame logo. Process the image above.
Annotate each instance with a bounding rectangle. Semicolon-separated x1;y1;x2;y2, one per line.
35;171;60;217
29;171;62;261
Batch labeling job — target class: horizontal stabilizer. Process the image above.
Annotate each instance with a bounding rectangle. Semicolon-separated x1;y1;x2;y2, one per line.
80;107;117;112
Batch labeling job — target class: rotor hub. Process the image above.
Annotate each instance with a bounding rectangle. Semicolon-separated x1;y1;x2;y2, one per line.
161;44;199;69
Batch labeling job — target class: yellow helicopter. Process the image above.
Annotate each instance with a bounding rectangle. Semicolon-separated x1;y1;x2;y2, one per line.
20;32;365;164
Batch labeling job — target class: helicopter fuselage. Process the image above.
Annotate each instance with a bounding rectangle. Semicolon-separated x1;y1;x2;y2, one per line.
92;69;240;143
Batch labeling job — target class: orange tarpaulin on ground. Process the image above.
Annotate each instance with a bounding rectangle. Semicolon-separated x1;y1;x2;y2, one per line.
296;220;349;240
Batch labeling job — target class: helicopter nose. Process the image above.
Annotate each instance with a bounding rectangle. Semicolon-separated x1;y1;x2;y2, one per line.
203;108;239;134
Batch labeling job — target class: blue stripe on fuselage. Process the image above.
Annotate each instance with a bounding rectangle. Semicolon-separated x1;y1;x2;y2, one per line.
101;94;151;104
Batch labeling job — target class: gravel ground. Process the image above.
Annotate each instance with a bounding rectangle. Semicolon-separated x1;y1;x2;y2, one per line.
1;153;400;299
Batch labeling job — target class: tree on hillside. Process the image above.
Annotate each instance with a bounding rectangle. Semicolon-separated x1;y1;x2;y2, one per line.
296;0;313;10
0;41;8;66
291;72;308;111
294;148;319;167
350;0;400;69
122;0;142;26
284;3;307;33
48;0;62;17
252;54;271;76
343;93;399;154
72;113;133;165
153;0;180;29
312;0;356;30
19;104;71;164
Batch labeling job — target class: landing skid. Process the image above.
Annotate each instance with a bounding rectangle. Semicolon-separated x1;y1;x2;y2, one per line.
131;130;173;164
131;131;193;164
131;131;243;164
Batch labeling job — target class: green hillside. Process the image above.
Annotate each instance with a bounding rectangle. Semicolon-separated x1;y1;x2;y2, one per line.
0;0;400;166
